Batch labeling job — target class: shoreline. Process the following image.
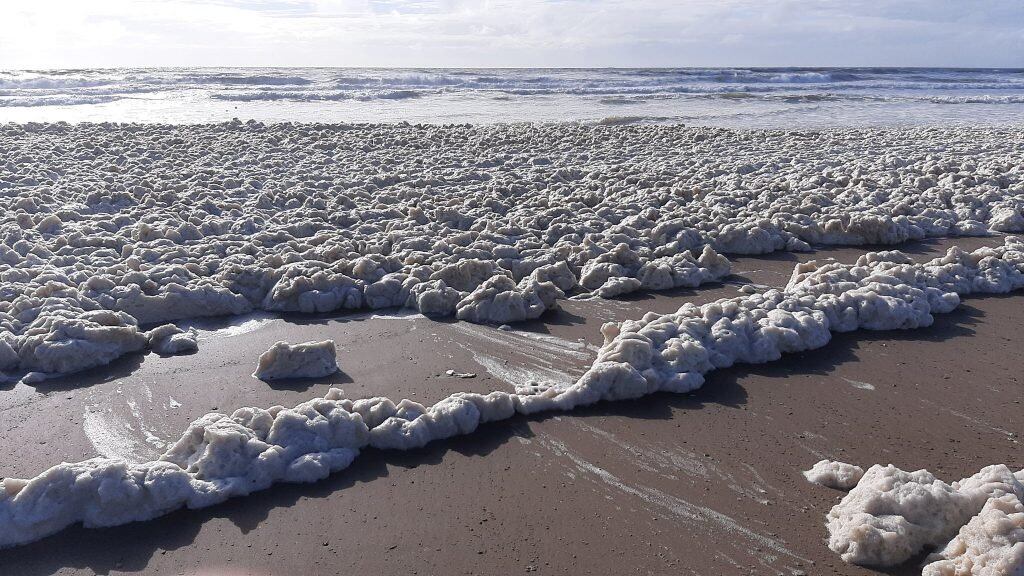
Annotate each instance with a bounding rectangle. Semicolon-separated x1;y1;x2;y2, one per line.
6;119;1024;128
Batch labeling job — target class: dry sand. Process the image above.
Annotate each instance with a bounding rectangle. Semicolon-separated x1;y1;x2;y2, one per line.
0;235;1020;575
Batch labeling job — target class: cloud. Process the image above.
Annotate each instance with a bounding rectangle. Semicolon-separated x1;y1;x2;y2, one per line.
0;0;1020;68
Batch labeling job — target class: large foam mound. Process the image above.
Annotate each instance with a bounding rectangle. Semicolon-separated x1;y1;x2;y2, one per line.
827;464;1024;567
1;238;1021;549
3;123;1023;380
818;461;1024;575
252;340;339;380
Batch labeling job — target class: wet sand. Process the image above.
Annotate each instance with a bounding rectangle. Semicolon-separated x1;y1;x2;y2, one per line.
0;236;1020;575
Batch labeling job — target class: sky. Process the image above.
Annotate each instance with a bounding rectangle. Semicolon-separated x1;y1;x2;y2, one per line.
0;0;1021;69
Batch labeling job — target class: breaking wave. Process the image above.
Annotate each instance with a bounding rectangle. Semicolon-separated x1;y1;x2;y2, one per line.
0;95;124;107
211;91;352;102
182;73;313;86
211;89;427;102
595;115;675;125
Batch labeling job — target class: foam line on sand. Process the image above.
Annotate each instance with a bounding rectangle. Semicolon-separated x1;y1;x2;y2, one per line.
0;238;1021;549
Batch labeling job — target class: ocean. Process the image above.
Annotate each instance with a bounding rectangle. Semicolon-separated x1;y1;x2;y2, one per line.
1;67;1023;126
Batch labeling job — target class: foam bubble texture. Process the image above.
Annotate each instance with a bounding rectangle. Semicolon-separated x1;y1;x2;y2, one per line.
3;123;1024;380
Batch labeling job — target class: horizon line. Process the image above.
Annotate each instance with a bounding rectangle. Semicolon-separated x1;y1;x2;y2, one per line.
4;65;1024;72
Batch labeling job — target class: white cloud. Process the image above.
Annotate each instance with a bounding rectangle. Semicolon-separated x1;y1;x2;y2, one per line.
0;0;1020;68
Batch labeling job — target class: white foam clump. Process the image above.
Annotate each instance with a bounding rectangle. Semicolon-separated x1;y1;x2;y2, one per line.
804;459;865;490
252;340;339;380
146;324;198;355
454;275;563;324
580;244;731;297
6;123;1024;381
825;462;1024;573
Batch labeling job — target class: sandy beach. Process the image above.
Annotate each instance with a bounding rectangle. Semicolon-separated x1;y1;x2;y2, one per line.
6;0;1024;565
4;0;1024;568
0;232;1020;575
0;122;1022;575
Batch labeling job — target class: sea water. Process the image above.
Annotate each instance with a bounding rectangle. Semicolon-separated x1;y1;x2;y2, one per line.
1;67;1023;126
